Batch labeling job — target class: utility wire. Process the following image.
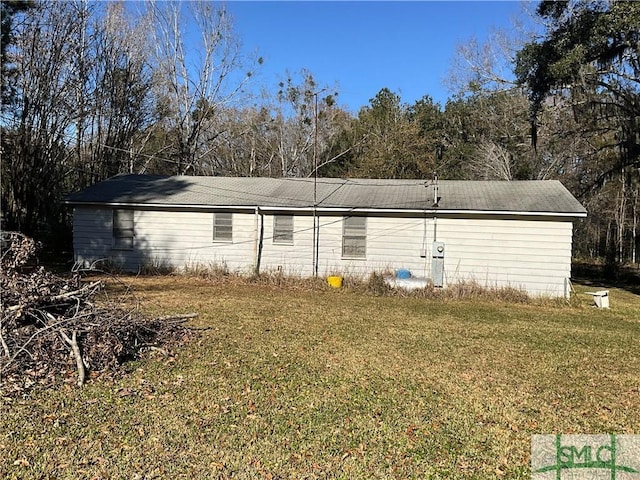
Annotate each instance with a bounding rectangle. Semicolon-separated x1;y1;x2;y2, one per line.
109;211;427;253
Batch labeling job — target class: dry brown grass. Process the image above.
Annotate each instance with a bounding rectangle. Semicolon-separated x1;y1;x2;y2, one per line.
1;274;638;479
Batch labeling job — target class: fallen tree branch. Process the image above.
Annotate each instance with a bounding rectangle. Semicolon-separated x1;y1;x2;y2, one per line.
0;323;10;358
147;346;169;356
48;281;102;303
60;330;86;387
155;313;198;322
1;232;197;394
0;315;75;374
6;280;103;313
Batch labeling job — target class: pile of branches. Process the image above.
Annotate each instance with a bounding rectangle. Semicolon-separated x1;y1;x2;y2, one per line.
1;232;196;394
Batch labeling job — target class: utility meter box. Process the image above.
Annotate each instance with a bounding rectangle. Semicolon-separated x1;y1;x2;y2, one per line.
432;242;445;287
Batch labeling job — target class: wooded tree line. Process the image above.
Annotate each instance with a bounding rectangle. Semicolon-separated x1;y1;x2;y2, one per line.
1;0;638;267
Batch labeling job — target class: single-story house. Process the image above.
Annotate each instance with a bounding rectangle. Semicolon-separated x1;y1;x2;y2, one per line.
65;174;587;298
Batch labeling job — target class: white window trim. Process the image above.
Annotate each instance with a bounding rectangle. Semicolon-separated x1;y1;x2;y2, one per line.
213;212;233;242
342;216;366;259
273;214;294;245
112;209;134;250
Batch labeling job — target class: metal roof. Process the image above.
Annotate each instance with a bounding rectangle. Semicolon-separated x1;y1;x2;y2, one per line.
65;174;587;216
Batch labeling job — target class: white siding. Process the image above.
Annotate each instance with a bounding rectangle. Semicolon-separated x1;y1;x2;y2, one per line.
73;208;113;268
259;214;574;297
433;217;573;297
258;214;431;278
73;207;575;297
316;215;430;277
133;209;256;273
259;213;314;276
73;207;256;273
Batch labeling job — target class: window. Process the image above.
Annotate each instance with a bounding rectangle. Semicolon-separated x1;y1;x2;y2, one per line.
273;215;294;244
213;212;232;242
342;216;366;258
113;209;134;249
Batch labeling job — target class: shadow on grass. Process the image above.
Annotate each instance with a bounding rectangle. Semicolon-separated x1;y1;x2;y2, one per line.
573;261;640;296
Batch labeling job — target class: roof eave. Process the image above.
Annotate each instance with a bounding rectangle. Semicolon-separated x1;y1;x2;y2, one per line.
65;200;587;218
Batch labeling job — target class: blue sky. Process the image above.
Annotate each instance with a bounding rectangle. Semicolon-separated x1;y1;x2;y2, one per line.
225;1;529;113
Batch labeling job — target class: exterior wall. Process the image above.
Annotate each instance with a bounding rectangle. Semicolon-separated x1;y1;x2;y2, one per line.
73;208;114;268
258;214;430;278
315;214;429;277
131;209;256;272
433;217;573;297
259;213;314;276
73;206;574;297
73;207;256;273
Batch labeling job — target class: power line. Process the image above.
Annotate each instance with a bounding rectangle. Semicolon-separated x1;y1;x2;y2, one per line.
95;211;426;253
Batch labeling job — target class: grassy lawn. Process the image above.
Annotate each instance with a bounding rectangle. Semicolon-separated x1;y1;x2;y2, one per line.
1;276;638;479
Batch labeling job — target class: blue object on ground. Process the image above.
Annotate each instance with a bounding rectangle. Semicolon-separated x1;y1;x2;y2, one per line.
396;269;411;279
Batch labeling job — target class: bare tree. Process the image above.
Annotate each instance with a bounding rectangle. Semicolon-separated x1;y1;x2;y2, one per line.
469;139;514;180
1;1;80;234
147;0;257;175
233;70;343;178
446;3;538;96
195;105;276;177
197;70;350;179
1;0;156;235
77;1;154;185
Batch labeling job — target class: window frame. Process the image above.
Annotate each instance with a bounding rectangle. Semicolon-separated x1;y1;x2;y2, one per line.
112;209;134;250
341;216;366;259
273;214;294;245
213;212;233;242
